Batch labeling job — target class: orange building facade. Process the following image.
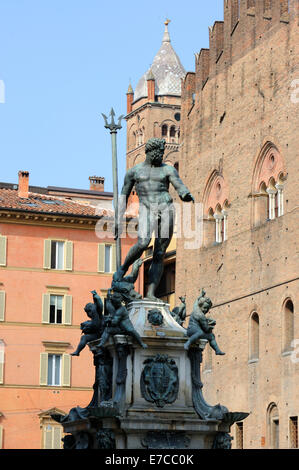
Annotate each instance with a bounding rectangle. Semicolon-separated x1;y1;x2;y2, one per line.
0;172;138;449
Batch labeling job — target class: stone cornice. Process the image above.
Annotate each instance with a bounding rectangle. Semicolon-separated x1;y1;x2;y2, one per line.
125;101;181;120
0;209;107;230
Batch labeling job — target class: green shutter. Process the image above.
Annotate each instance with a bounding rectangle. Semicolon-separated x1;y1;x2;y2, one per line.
44;240;51;269
0;291;5;322
42;294;50;324
0;236;7;267
98;244;105;273
0;347;4;385
61;354;71;387
44;426;53;449
0;426;3;449
111;244;116;273
65;241;73;271
40;352;48;386
63;295;72;325
53;426;62;449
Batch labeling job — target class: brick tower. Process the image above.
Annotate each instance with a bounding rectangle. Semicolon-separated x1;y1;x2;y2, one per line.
124;20;186;309
125;19;185;171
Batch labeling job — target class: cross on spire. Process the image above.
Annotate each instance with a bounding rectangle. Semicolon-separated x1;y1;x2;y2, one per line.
162;18;171;43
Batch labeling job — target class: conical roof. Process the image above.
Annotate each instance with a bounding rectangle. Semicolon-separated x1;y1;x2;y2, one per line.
134;20;186;102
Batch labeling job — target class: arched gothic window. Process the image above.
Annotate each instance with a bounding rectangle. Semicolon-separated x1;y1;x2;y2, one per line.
282;299;294;353
162;124;168;137
203;172;230;246
170;126;176;142
249;312;259;361
267;403;280;449
252;142;286;226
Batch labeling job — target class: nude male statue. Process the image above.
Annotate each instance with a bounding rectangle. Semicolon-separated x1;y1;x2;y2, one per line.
115;138;194;300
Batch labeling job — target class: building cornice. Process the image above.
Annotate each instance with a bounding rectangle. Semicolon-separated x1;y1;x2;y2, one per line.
0;209;105;229
125;101;181;120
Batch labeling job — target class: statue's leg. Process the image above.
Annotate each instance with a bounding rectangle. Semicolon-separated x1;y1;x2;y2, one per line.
146;206;174;300
71;334;95;356
208;333;225;355
118;205;152;276
184;331;203;350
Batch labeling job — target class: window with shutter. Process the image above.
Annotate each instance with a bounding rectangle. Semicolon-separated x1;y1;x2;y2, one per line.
42;294;50;323
62;354;71;387
43;240;51;269
105;245;112;272
111;244;116;273
63;295;72;325
39;352;49;386
0;292;5;322
98;243;105;273
42;293;72;325
0;236;7;267
47;354;61;386
0;341;4;385
49;295;63;324
65;241;73;271
43;425;62;449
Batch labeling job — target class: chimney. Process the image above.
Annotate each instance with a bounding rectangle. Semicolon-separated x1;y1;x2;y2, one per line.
18;171;29;198
127;83;134;114
89;176;105;192
147;69;155;102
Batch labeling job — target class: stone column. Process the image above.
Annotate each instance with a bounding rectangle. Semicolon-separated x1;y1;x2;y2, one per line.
214;213;223;243
221;210;228;241
275;183;284;217
266;188;277;220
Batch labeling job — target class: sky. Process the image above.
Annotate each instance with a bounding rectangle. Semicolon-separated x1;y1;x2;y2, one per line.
0;0;223;193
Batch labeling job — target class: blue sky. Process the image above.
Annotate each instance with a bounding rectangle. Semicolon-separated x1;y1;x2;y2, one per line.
0;0;223;193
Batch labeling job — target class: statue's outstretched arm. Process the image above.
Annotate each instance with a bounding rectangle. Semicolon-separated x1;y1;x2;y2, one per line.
91;291;103;317
168;167;194;202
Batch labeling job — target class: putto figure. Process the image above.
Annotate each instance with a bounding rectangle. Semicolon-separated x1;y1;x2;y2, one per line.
71;290;104;356
98;291;148;349
171;296;186;326
111;258;143;305
115;138;194;300
184;289;225;355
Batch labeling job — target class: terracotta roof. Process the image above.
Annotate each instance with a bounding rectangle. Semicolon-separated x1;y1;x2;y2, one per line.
0;188;114;218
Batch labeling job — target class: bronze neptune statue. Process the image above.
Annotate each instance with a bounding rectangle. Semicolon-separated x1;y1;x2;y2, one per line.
115;138;194;300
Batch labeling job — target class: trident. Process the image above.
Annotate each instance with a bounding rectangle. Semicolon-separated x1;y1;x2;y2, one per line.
102;108;124;271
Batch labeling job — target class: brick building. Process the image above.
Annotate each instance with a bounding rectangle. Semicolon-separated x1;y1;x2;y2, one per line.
125;20;186;308
176;0;299;449
0;171;137;449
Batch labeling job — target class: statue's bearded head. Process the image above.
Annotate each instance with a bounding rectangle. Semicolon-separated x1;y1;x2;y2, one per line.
145;138;166;167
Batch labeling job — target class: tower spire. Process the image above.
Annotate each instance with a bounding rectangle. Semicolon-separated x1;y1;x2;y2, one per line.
162;18;171;43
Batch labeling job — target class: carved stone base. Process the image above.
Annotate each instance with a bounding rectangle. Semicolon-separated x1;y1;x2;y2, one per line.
56;299;247;449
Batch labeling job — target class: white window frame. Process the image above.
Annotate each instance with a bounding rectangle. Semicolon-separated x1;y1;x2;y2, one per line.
40;351;71;387
47;354;62;386
51;241;65;270
98;243;116;274
44;240;73;271
49;295;63;324
42;293;72;325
